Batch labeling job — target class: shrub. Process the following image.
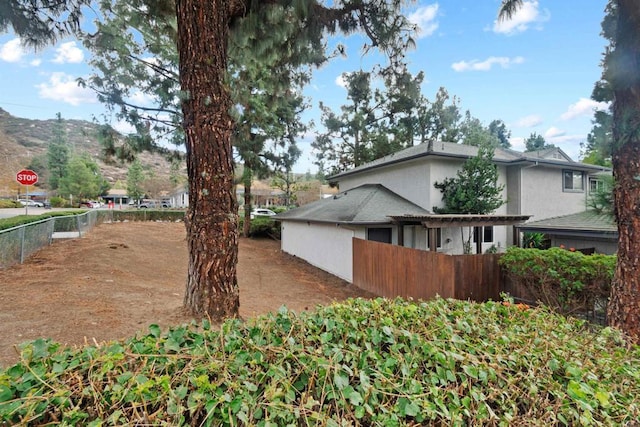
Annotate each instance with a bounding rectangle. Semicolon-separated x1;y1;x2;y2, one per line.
237;215;281;239
0;211;85;231
49;196;66;208
0;298;638;425
98;209;186;223
0;200;20;209
499;247;615;313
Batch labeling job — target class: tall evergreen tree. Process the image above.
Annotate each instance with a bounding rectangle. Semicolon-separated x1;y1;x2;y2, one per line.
524;132;553;151
47;112;70;191
488;119;512;148
312;71;393;174
419;87;462;144
459;111;500;147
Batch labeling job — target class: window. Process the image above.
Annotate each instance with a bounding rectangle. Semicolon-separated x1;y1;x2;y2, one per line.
473;226;494;243
563;170;584;192
590;178;605;192
367;228;392;244
427;228;442;248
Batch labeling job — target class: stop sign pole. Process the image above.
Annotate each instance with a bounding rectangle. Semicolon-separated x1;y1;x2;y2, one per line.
16;169;39;214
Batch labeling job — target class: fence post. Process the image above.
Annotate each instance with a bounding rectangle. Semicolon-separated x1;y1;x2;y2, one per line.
19;226;26;264
48;217;55;245
77;214;82;237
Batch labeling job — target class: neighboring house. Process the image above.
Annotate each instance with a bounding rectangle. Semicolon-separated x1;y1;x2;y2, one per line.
237;180;285;208
169;185;189;208
277;141;610;282
517;210;617;255
103;189;129;207
169;181;280;209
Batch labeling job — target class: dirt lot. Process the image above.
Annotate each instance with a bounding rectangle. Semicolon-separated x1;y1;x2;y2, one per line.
0;221;372;367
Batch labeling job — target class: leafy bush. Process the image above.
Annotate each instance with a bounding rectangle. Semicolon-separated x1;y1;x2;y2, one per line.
49;196;67;208
499;247;615;313
0;298;638;425
237;215;281;238
522;232;549;249
0;199;20;209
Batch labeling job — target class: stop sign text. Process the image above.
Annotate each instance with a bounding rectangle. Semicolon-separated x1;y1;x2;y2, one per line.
16;169;39;186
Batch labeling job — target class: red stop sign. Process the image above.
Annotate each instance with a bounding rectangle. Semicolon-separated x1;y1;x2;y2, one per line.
16;169;38;185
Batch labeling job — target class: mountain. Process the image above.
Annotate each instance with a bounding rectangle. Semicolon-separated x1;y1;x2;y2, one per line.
0;108;183;197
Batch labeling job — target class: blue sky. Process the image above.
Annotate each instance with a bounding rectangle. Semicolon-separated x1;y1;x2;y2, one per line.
0;1;609;173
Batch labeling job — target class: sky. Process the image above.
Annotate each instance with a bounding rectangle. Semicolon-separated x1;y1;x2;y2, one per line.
0;1;609;174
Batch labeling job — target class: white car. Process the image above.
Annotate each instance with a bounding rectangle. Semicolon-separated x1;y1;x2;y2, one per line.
18;199;44;207
250;208;277;219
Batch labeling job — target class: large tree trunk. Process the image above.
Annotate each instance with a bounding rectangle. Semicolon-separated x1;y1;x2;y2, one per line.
176;0;239;320
606;0;640;341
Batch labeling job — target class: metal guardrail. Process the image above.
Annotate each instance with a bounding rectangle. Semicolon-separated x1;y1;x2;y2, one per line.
0;210;100;269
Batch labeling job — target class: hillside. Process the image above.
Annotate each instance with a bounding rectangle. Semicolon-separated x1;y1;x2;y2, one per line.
0;108;182;197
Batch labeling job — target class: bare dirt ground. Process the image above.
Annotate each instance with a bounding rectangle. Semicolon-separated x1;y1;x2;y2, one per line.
0;221;372;367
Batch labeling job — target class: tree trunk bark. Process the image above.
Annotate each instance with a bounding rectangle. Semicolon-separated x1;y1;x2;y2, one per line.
176;0;239;320
606;0;640;341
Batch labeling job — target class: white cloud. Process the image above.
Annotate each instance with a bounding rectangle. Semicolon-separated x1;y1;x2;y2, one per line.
451;56;524;72
408;4;439;39
0;38;25;63
30;58;42;67
492;1;550;35
129;90;155;106
509;136;526;152
544;126;566;138
53;41;84;64
515;114;543;127
560;97;610;121
335;74;347;88
36;72;97;106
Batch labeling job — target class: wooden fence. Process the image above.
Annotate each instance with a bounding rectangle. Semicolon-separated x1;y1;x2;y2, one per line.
352;238;502;302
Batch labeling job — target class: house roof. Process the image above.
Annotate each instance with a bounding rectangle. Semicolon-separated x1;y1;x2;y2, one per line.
329;141;610;181
516;210;617;239
275;183;430;225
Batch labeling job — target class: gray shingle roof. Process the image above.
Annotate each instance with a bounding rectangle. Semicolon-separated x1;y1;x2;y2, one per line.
275;184;431;225
518;211;617;237
329;141;610;181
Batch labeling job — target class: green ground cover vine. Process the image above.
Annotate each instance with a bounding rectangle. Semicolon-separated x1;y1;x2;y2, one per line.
1;297;638;425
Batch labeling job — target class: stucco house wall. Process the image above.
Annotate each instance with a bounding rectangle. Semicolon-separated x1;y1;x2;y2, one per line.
519;167;588;221
281;221;356;282
338;159;431;209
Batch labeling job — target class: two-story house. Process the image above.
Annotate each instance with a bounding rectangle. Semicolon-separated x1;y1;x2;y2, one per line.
276;142;610;282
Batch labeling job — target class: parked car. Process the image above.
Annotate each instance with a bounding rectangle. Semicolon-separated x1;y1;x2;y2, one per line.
79;201;100;209
137;200;157;209
137;200;171;208
18;199;44;207
250;208;277;219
